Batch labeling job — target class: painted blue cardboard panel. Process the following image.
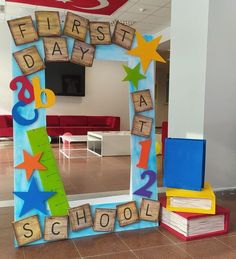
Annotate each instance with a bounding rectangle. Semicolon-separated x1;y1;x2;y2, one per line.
12;31;158;246
163;138;206;191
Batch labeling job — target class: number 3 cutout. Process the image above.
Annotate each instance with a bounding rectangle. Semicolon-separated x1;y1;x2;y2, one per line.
133;170;156;198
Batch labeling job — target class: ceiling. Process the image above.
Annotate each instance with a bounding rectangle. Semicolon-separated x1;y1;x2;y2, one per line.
3;0;171;34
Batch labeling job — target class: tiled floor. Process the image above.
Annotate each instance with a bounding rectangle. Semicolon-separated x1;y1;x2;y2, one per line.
0;140;235;258
0;141;163;201
0;191;235;259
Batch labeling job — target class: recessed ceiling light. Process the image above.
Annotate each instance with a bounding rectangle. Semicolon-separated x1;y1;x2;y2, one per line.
139;8;145;12
110;19;135;26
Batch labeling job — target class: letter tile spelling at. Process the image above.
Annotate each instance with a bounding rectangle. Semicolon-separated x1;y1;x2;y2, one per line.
71;40;95;67
89;22;111;45
69;204;93;231
140;198;160;222
93;209;116;232
131;115;153;138
131;89;153;113
63;11;89;42
44;216;68;241
43;37;69;62
13;46;45;75
112;21;136;50
35;11;61;37
117;201;139;227
12;215;42;246
7;16;38;46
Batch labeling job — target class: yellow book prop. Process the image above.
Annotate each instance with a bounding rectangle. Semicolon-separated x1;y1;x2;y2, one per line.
166;182;216;214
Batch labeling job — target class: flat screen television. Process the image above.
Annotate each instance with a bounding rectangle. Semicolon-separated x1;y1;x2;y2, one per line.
45;62;85;96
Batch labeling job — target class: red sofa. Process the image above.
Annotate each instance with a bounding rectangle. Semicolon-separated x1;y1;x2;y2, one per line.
0;115;120;137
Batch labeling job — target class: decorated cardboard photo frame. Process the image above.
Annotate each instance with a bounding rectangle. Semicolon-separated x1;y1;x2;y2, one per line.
10;13;160;247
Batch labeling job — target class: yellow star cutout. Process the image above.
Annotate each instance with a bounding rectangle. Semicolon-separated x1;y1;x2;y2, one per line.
127;32;166;73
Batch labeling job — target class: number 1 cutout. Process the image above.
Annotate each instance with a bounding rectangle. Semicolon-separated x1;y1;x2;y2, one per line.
136;139;151;169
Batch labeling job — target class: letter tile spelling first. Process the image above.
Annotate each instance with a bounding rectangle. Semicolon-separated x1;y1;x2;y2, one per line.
89;22;111;45
63;12;89;42
35;11;61;37
7;16;38;46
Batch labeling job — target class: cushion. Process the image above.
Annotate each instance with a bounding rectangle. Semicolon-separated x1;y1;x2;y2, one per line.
87;116;107;126
5;115;13;127
0;116;8;128
46;116;60;126
60;116;88;126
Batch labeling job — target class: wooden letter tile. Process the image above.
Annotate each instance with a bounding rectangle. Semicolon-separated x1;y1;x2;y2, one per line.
89;22;111;45
71;40;95;67
12;215;42;246
69;204;93;231
117;201;139;227
63;12;89;42
7;16;38;46
112;22;135;50
140;198;160;222
43;37;69;62
13;46;45;75
131;89;153;113
44;216;68;241
35;11;61;36
131;115;153;138
93;208;116;232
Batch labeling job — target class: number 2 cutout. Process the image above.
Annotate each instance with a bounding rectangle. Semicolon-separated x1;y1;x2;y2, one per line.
133;170;156;198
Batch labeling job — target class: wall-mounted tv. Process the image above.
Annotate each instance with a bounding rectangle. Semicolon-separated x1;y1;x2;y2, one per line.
45;62;85;97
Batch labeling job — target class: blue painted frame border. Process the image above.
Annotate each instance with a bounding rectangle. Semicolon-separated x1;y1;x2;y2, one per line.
12;33;158;246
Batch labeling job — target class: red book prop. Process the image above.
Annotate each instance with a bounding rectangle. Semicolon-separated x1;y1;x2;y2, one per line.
160;198;230;241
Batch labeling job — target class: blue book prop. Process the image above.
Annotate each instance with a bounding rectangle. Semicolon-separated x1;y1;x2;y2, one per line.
163;138;206;191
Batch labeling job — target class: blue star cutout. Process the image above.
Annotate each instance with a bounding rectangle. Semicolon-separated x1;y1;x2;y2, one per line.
13;177;56;217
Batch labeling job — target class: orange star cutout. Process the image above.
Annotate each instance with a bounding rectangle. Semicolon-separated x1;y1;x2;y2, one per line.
15;150;46;180
127;32;166;73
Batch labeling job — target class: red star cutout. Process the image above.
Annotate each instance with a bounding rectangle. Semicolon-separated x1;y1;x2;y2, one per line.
15;150;46;180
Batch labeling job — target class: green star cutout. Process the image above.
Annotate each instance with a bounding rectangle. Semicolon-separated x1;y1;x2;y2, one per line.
122;63;146;90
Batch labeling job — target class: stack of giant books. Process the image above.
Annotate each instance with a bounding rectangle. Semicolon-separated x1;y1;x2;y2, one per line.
161;138;230;241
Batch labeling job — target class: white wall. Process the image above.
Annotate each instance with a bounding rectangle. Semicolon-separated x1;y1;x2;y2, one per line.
155;52;169;127
169;0;236;189
48;60;130;130
0;22;129;130
204;0;236;188
0;22;12;114
168;0;209;139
